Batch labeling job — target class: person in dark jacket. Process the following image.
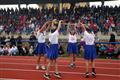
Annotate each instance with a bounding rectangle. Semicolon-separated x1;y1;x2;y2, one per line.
109;33;116;42
29;32;37;48
109;33;116;46
10;36;16;46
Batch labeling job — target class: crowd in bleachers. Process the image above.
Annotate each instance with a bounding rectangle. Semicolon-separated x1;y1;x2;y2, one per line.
0;5;120;58
96;44;120;59
0;34;36;56
0;31;50;56
0;34;120;59
0;5;120;35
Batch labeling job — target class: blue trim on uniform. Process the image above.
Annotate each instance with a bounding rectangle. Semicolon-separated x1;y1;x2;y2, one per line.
84;45;97;60
67;43;78;54
34;43;46;55
46;44;59;60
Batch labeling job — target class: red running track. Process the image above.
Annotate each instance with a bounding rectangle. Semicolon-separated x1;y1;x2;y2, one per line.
0;56;120;80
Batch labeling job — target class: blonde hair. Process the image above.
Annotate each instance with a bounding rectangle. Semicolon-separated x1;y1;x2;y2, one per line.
52;19;58;25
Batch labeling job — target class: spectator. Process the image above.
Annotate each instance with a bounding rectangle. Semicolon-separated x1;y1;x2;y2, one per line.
58;44;64;56
0;46;4;55
29;46;34;56
17;45;27;56
29;32;37;48
0;36;6;45
10;36;16;46
114;45;120;59
109;33;116;42
0;25;4;33
106;45;115;59
109;33;116;46
8;45;18;56
99;44;108;57
3;45;9;55
16;35;23;46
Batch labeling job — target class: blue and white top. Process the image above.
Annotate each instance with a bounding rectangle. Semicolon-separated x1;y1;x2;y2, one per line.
49;30;59;44
68;34;77;43
83;31;95;45
37;31;46;43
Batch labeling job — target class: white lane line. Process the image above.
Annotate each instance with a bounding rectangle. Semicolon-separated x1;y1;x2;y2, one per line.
0;62;119;70
0;78;24;80
0;58;120;65
0;68;119;78
0;56;119;61
1;56;119;62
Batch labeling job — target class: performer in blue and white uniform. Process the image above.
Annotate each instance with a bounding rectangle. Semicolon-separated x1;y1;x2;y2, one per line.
77;22;97;78
35;21;51;70
44;20;62;80
67;23;78;68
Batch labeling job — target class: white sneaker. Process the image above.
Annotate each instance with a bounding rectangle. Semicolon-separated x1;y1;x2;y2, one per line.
44;74;51;80
41;66;46;70
69;63;76;68
36;65;40;70
54;73;62;79
91;72;96;78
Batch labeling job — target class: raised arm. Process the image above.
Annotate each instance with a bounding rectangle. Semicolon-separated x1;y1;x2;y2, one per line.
46;22;51;31
39;21;51;32
77;21;86;32
34;27;39;35
57;20;63;31
66;22;70;33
